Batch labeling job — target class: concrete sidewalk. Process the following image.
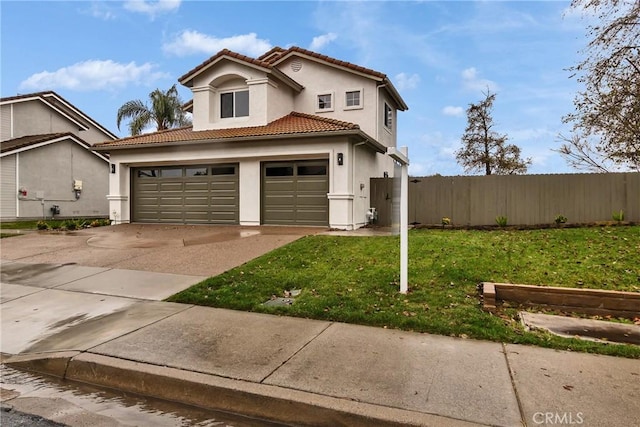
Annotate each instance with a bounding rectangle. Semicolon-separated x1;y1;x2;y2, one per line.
2;263;639;426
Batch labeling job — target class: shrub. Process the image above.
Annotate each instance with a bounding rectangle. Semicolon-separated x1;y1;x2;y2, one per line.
495;216;508;227
612;210;624;222
554;214;568;225
36;220;49;230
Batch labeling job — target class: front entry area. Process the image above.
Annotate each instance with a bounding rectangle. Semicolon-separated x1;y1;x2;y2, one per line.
132;164;239;224
262;160;329;226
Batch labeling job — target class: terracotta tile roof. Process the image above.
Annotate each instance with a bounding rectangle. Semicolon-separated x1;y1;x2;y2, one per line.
257;46;287;62
94;112;361;150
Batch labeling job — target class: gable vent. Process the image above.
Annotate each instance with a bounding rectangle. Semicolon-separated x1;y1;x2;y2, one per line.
290;59;303;72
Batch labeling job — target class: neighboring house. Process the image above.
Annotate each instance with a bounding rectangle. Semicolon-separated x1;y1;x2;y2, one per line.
0;91;116;220
94;47;408;229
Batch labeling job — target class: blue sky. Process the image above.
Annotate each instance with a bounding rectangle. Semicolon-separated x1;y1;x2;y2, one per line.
1;0;594;175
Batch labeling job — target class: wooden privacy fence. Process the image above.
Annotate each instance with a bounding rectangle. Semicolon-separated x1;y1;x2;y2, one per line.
370;172;639;227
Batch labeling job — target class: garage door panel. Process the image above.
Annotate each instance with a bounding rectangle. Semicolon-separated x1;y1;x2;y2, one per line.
262;160;328;226
159;182;184;192
296;195;327;206
136;197;159;205
184;182;209;192
137;182;160;191
132;164;238;224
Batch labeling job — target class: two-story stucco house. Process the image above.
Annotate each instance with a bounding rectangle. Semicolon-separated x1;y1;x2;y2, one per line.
0;91;116;220
94;47;408;229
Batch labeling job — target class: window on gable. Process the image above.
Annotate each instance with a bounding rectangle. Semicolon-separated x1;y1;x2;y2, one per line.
317;93;332;110
384;103;393;130
346;90;361;108
221;90;249;118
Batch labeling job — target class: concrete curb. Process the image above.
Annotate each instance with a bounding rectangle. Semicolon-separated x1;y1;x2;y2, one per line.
5;352;483;427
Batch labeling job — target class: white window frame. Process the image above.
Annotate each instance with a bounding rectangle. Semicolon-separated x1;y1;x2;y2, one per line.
316;92;335;113
384;102;393;131
344;88;363;110
220;89;249;119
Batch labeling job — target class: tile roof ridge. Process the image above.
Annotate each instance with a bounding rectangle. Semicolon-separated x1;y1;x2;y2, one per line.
258;46;286;62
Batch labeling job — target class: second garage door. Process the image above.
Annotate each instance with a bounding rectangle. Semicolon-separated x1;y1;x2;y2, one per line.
262;160;329;226
132;164;239;224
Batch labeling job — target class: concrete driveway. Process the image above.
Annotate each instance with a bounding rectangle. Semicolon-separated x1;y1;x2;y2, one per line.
0;223;321;276
1;224;320;355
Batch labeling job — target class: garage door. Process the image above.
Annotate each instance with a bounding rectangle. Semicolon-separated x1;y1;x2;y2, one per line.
262;160;329;226
132;164;239;224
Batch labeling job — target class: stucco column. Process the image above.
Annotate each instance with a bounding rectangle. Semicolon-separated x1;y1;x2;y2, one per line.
191;85;216;131
106;162;129;224
239;160;260;226
327;146;354;229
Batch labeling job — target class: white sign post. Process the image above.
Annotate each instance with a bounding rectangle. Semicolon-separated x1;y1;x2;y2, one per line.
387;147;409;294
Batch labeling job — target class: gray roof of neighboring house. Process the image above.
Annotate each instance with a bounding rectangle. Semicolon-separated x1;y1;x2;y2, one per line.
1;132;109;161
0;91;118;140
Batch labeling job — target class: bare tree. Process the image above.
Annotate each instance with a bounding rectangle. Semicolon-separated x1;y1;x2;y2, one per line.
455;90;531;175
561;0;640;171
554;133;613;172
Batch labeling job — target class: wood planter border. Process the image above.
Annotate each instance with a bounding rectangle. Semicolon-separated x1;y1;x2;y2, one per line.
482;282;640;319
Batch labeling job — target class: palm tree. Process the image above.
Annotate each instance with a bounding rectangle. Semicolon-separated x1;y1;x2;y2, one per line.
116;85;191;135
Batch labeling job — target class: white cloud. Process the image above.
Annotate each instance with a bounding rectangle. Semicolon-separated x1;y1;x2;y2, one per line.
309;33;338;51
123;0;180;19
442;106;464;117
461;67;498;92
19;60;169;92
394;73;420;91
84;2;116;20
163;31;272;57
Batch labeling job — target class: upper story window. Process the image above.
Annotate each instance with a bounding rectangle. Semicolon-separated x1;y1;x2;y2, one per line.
316;93;333;112
221;90;249;118
384;102;393;130
345;90;361;108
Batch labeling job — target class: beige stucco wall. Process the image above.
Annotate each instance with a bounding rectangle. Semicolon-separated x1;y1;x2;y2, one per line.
106;135;378;229
190;61;294;130
15;140;109;219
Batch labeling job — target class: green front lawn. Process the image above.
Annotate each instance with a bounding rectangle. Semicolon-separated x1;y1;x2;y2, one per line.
169;226;640;358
